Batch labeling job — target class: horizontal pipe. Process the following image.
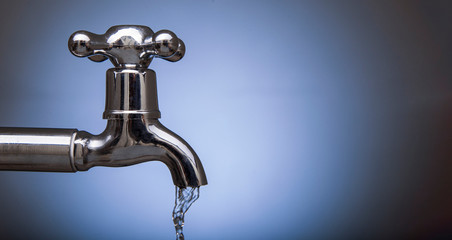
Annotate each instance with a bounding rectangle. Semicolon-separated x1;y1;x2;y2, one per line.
0;128;77;172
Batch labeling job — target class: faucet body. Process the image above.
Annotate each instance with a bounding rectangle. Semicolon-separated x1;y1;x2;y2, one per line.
74;116;205;187
0;51;207;187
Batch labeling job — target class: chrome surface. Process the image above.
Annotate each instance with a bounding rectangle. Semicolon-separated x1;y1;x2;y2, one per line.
0;128;77;172
68;25;186;69
104;68;160;119
0;25;207;187
73;117;207;187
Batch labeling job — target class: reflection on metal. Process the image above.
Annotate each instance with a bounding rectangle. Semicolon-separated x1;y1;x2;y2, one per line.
0;25;207;188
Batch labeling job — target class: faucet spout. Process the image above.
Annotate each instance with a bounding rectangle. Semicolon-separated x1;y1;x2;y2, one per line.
73;117;207;187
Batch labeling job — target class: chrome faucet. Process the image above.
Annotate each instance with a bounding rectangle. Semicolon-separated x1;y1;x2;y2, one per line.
0;25;207;188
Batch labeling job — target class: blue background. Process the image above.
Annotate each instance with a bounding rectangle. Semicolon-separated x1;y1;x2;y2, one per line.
0;0;451;239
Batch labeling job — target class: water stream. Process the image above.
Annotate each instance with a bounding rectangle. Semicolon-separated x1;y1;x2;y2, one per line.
172;186;200;240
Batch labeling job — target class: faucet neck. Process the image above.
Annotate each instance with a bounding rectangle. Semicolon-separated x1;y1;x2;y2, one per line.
103;68;161;119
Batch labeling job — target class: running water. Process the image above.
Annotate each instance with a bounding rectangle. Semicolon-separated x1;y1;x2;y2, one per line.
172;186;200;240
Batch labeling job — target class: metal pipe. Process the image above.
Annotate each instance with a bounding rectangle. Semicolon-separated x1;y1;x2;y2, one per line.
0;128;77;172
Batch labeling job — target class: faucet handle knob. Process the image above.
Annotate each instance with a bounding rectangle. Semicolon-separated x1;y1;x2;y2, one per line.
68;25;185;69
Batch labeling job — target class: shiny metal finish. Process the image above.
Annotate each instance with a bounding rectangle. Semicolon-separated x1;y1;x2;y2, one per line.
68;25;186;69
0;128;77;172
73;117;207;187
104;68;160;119
0;25;207;187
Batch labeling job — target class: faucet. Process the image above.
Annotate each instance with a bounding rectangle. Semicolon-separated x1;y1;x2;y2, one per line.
0;25;207;188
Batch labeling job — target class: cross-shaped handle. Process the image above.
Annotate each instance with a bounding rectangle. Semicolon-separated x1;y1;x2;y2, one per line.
68;25;185;69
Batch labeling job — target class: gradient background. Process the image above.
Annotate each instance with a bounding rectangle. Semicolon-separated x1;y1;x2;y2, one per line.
0;0;451;239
